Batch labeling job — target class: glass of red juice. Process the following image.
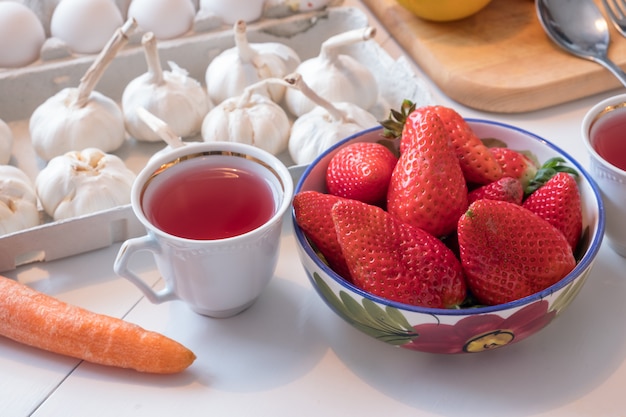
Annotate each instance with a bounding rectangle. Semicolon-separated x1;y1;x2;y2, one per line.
582;95;626;257
114;142;294;318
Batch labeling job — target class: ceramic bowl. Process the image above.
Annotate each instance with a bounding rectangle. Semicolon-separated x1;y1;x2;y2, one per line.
292;120;605;354
396;0;493;22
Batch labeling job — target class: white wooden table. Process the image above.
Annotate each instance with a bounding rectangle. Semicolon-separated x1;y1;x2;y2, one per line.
2;1;626;416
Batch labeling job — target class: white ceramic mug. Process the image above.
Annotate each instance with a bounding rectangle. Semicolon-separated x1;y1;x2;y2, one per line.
114;142;293;318
582;94;626;257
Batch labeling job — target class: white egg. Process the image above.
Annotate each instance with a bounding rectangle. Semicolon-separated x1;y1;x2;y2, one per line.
0;2;46;68
50;0;124;54
128;0;195;39
292;0;331;11
200;0;265;24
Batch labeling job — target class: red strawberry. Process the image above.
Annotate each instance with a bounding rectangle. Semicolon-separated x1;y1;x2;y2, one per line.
381;103;502;185
428;105;503;184
522;172;582;250
292;191;352;281
489;147;538;189
386;108;468;237
331;199;467;308
326;142;398;206
467;176;523;205
457;199;576;306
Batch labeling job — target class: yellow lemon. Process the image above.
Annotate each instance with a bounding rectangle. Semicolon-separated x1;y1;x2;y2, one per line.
396;0;493;22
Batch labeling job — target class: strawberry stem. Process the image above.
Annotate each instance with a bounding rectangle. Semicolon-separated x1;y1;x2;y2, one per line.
379;99;416;139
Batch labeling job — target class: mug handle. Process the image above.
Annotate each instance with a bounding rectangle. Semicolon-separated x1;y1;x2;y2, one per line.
113;235;178;303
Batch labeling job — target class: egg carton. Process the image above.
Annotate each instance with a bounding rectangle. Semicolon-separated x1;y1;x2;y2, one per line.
0;6;432;272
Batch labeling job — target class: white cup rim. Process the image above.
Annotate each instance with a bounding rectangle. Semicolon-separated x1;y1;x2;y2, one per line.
581;93;626;175
132;142;294;243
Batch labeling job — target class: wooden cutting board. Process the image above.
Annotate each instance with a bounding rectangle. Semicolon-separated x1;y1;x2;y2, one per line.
360;0;626;113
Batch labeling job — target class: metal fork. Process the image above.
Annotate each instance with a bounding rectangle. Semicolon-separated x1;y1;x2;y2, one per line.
603;0;626;37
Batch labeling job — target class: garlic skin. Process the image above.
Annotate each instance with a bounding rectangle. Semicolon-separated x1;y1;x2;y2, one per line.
205;20;301;105
0;119;13;165
284;72;378;165
123;64;210;141
50;0;124;54
0;165;40;236
0;2;46;68
30;19;136;162
288;102;377;165
201;81;291;155
200;0;265;24
29;88;126;161
123;33;211;142
128;0;195;39
35;148;136;221
284;27;378;117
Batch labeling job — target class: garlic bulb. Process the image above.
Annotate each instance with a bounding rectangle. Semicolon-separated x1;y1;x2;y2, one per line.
136;108;201;164
0;165;40;236
201;78;291;155
0;119;13;165
50;0;124;54
0;2;46;68
128;0;195;39
122;32;211;142
36;148;136;221
200;0;265;24
30;89;126;161
285;73;377;165
30;19;137;161
284;27;379;117
205;20;301;105
135;107;187;158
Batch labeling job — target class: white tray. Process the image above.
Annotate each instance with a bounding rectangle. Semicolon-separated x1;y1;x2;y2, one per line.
0;6;432;271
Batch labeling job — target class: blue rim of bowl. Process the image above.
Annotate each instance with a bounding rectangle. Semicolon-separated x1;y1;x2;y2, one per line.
292;118;606;316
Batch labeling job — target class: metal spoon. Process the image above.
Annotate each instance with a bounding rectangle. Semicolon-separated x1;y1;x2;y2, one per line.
536;0;626;87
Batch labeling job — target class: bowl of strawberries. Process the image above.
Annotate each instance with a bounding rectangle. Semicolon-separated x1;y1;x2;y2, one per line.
292;102;605;354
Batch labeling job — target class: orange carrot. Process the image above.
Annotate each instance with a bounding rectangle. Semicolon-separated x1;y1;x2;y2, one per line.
0;275;195;374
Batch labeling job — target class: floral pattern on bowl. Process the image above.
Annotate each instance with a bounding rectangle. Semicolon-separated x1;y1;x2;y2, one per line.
293;120;605;354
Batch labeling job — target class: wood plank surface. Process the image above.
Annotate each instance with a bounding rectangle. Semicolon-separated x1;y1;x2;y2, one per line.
360;0;626;113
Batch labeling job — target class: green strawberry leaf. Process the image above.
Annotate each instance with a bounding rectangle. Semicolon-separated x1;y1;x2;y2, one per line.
525;157;579;196
379;99;416;139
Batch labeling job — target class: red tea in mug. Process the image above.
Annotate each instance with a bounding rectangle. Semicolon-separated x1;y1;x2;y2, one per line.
590;106;626;171
142;155;277;240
